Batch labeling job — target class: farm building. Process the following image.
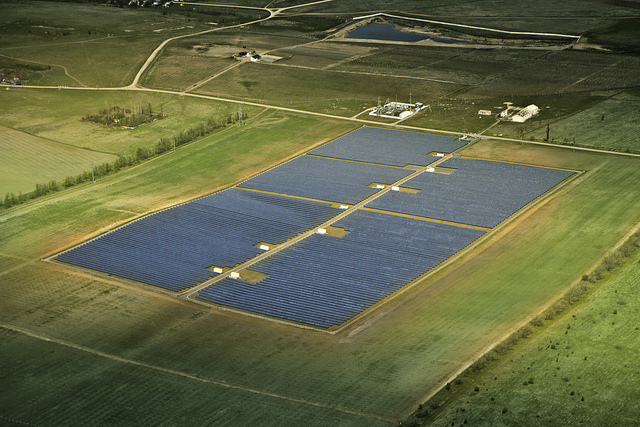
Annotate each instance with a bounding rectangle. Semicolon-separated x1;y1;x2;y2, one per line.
499;104;540;123
511;104;540;122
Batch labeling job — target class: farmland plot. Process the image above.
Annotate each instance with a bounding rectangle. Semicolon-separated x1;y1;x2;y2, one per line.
0;125;116;194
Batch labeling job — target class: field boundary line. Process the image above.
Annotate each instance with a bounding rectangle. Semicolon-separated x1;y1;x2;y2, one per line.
0;323;394;424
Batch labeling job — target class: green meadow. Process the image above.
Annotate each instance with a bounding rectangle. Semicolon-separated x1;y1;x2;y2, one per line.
2;116;639;423
422;245;640;426
0;89;254;155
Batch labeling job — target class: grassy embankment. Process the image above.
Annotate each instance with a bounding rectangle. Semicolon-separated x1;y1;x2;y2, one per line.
1;118;639;425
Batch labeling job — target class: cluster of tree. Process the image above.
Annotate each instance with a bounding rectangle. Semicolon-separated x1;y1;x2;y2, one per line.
1;112;245;210
82;103;166;128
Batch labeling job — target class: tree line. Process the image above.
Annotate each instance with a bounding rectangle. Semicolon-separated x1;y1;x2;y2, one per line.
1;112;245;209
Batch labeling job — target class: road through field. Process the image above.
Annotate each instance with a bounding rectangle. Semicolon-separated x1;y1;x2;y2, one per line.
130;0;335;88
13;83;640;159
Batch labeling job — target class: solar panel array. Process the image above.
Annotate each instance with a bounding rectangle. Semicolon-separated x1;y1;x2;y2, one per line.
54;127;573;328
197;210;485;328
309;126;466;167
238;155;413;205
369;158;575;228
55;189;339;292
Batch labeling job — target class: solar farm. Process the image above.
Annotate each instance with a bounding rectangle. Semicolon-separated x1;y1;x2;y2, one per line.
53;127;574;330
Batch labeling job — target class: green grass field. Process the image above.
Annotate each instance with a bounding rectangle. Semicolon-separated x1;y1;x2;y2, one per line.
196;62;463;116
526;92;640;153
2;1;640;425
0;89;257;155
0;125;117;194
2;116;639;424
422;245;640;426
0;1;245;87
143;53;238;91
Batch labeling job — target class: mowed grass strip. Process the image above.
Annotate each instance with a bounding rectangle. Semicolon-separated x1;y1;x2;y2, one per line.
0;125;117;194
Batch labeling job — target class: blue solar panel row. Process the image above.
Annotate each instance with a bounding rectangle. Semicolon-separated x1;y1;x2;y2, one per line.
309;126;466;167
369;158;574;228
197;210;485;328
238;155;413;205
55;189;340;292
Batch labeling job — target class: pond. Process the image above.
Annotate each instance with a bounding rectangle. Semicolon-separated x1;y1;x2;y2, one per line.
346;23;429;43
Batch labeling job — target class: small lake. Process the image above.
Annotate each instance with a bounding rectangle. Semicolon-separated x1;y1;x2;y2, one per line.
346;23;429;43
346;23;469;44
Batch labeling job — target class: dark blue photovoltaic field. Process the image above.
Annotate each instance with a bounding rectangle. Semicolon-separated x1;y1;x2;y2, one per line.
369;158;575;228
55;128;573;328
197;210;485;328
55;189;339;292
238;155;413;204
309;126;466;167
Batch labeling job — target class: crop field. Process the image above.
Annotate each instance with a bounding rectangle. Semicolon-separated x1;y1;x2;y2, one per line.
0;125;117;194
